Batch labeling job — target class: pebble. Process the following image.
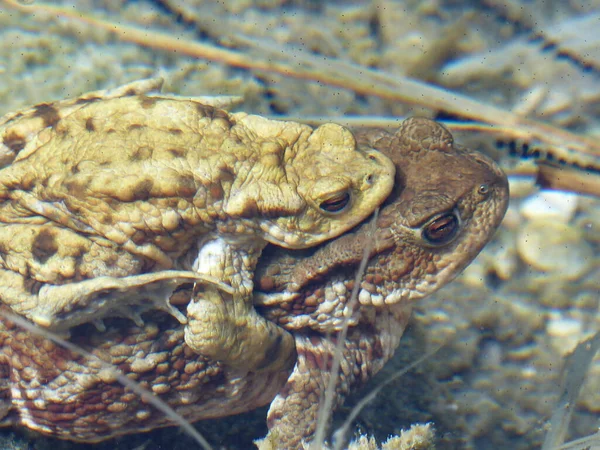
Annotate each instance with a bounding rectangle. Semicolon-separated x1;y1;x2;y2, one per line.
546;313;585;355
520;190;579;223
546;315;583;338
517;219;593;280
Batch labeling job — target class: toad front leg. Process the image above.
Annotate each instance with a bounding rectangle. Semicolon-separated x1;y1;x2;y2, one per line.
261;302;412;449
185;236;296;373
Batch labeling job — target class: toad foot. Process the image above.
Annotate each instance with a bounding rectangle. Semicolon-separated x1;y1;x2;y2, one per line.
185;285;296;373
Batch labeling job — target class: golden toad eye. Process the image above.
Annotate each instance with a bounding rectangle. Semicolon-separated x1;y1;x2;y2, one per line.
319;191;351;213
478;184;489;196
422;212;460;246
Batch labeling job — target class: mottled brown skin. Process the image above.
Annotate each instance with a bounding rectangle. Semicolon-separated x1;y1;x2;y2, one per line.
0;79;395;373
0;118;509;448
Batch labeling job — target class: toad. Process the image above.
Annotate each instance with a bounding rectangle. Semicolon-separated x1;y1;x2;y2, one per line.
0;79;395;372
0;117;509;448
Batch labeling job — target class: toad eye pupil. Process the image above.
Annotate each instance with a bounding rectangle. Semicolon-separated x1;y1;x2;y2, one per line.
423;213;459;246
319;192;351;213
478;184;489;195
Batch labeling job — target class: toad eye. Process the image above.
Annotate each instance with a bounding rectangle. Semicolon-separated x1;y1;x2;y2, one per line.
422;211;460;246
319;191;351;213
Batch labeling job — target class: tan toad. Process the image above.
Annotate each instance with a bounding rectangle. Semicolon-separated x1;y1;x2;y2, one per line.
0;118;509;448
0;79;395;372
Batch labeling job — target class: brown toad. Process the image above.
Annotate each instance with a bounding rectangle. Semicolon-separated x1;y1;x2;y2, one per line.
0;118;509;448
0;79;395;372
